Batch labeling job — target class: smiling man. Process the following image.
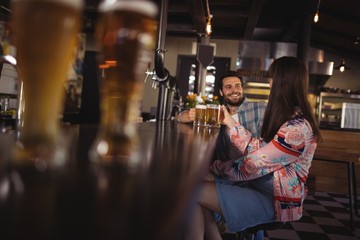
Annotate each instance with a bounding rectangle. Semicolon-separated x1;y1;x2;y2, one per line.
177;71;267;138
219;71;267;138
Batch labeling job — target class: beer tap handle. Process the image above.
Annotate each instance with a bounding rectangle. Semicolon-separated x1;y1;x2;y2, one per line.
144;68;153;83
152;79;157;89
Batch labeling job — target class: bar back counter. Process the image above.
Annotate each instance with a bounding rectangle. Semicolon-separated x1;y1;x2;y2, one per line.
314;129;360;230
0;121;219;240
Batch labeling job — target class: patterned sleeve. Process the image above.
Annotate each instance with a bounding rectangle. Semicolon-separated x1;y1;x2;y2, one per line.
210;118;313;181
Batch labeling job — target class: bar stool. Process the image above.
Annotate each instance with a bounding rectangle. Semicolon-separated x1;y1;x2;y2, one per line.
236;222;285;240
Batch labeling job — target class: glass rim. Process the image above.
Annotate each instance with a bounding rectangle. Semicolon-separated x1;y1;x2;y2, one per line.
11;0;84;9
99;0;158;17
206;104;220;108
195;104;207;109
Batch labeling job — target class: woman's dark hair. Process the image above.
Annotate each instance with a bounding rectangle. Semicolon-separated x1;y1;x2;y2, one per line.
260;56;321;142
217;71;244;90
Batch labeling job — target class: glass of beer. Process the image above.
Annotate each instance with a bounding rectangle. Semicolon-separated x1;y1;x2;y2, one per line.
206;104;220;128
89;0;158;166
10;0;83;167
193;103;207;126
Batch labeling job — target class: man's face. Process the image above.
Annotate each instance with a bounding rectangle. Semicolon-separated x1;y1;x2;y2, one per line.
219;76;244;106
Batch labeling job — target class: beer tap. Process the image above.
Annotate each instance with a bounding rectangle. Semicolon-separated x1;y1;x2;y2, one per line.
154;0;174;122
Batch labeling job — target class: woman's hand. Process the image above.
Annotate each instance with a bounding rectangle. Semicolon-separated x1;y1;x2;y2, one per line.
204;171;215;182
221;105;237;129
177;108;195;123
188;108;195;121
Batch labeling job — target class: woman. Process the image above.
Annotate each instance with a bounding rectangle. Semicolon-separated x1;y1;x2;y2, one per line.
184;56;322;240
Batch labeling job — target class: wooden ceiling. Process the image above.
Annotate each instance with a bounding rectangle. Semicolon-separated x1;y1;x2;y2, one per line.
1;0;359;60
158;0;360;60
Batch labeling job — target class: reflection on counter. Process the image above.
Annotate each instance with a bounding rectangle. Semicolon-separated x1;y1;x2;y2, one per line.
0;122;220;239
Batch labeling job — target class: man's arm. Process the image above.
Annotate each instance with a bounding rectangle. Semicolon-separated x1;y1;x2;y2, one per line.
176;108;195;123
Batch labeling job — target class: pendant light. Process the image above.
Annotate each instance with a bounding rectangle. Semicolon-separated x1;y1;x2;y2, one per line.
314;0;321;23
334;59;350;72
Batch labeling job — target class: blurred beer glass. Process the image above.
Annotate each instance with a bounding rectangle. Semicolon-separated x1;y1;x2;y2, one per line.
89;0;157;166
11;0;83;167
193;104;206;126
206;104;220;128
193;95;206;126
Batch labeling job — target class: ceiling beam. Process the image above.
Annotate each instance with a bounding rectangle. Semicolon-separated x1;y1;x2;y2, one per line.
167;23;196;33
185;0;207;35
243;0;267;39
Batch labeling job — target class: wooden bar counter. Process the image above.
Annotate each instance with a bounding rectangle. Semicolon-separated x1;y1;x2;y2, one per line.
313;128;360;230
315;129;360;163
0;121;219;240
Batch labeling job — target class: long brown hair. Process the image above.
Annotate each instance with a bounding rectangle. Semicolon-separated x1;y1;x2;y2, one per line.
260;56;321;142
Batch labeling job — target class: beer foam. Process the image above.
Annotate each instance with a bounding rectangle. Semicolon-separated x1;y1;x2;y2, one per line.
12;0;84;9
195;105;207;109
99;0;158;17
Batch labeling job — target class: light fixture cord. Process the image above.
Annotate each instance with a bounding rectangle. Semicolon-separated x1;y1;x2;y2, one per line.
0;5;12;13
206;0;211;19
316;0;321;11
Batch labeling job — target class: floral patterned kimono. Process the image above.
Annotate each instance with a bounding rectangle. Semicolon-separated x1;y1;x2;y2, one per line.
210;114;318;222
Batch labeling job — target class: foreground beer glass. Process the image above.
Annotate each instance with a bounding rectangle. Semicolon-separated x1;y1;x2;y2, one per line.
89;0;157;166
206;104;220;128
11;0;83;167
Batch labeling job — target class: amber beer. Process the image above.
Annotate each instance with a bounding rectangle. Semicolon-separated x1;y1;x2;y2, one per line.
95;0;157;131
206;104;220;127
194;104;207;126
11;0;83;162
90;1;157;164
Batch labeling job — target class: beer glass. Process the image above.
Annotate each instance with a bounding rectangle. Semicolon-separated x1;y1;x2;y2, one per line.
11;0;83;167
89;0;157;165
206;104;220;128
193;104;206;126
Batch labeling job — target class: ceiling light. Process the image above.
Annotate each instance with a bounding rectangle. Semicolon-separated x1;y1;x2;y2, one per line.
313;11;319;23
314;0;321;23
334;59;350;73
206;16;212;36
205;0;212;36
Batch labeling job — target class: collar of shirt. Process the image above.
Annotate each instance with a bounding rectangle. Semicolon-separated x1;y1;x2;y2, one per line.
236;97;249;113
